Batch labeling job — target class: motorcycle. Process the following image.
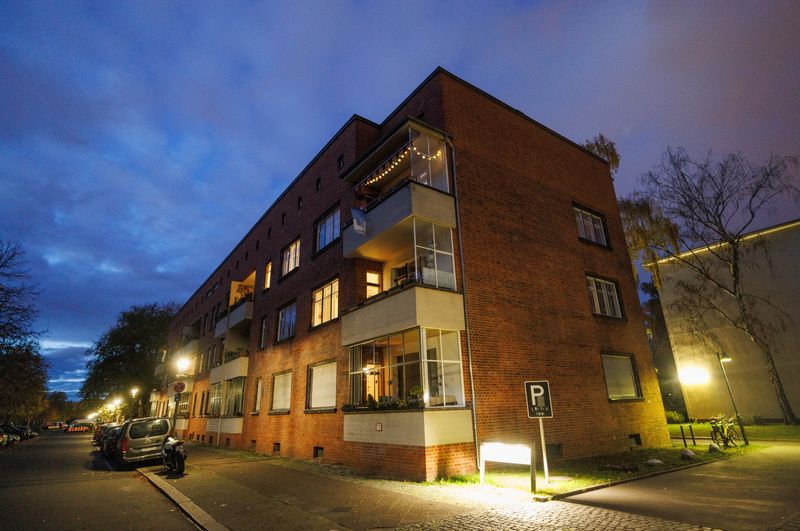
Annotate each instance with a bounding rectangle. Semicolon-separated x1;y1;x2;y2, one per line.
161;436;187;474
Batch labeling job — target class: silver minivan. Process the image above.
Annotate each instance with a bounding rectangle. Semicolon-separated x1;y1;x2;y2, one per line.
116;417;171;465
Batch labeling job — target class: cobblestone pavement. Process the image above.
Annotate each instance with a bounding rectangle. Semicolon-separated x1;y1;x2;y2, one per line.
397;501;718;530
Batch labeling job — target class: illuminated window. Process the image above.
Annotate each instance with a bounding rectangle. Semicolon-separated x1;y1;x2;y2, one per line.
263;261;272;290
587;276;622;318
281;240;300;276
366;271;381;298
312;279;339;327
574;206;608;246
316;209;340;251
414;219;455;290
601;353;641;400
253;377;263;413
223;377;245;416
307;361;336;409
277;302;296;341
271;371;292;412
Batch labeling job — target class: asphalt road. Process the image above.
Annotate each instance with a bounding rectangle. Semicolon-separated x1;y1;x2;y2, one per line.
0;429;195;530
565;441;800;530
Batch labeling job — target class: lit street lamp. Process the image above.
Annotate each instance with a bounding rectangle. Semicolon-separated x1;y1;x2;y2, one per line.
130;386;140;419
717;352;749;446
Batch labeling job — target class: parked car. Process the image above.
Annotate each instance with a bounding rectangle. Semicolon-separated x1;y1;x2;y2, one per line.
0;428;21;446
92;423;118;446
116;417;172;466
1;425;30;440
101;426;124;459
0;428;8;447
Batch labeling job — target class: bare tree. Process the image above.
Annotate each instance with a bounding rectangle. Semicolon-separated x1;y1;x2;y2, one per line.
0;241;39;345
622;148;799;424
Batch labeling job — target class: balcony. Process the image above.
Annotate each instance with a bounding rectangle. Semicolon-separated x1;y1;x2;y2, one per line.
210;355;249;385
343;181;456;261
343;408;473;447
214;299;254;338
341;283;465;346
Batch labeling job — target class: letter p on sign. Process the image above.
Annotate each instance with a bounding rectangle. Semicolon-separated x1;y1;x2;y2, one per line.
524;380;553;418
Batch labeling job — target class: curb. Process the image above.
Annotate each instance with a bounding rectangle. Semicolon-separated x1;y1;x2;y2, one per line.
552;452;737;500
138;468;229;531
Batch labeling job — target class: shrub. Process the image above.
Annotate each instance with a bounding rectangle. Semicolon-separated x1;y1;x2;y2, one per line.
665;410;685;424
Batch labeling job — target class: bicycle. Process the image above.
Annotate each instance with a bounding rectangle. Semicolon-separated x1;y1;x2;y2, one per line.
709;415;739;448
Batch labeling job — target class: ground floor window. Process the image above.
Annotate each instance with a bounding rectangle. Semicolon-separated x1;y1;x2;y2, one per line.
271;371;292;412
223;377;245;416
209;383;222;416
253;377;263;413
348;327;464;408
601;353;642;400
307;361;336;409
177;392;190;415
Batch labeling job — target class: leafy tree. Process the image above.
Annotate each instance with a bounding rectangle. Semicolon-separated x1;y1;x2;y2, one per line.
623;148;799;424
80;303;177;413
0;339;49;423
583;133;620;176
0;241;39;345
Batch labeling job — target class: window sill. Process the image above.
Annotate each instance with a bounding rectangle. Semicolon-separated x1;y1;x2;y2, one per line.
310;237;341;260
592;313;626;322
304;408;337;414
607;397;645;403
250;411;260;416
308;317;339;332
278;268;299;283
268;410;290;416
273;336;295;346
578;236;613;251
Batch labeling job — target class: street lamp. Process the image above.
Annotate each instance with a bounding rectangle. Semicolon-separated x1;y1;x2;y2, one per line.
716;352;749;446
112;397;122;423
130;386;140;419
175;357;190;375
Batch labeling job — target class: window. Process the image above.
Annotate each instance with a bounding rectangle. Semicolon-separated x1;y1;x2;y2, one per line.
337;154;344;170
312;279;339;327
259;316;269;349
348;327;463;408
601;353;642;400
414;219;455;290
277;302;296;341
263;261;272;290
307;361;337;409
587;276;622;318
191;393;197;417
224;377;245;416
199;391;207;416
315;209;341;251
209;383;222;416
271;371;292;411
253;377;263;412
282;239;300;276
366;271;381;298
178;393;189;415
574;206;608;246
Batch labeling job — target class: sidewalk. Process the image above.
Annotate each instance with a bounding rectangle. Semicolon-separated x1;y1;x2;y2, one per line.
139;442;720;530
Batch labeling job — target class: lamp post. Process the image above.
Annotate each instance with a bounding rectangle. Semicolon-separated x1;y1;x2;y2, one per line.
716;352;749;446
130;386;140;419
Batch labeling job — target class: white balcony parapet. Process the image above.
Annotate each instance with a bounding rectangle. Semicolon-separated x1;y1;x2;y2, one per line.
343;408;472;447
210;356;249;385
343;181;455;260
228;300;253;330
341;285;465;346
206;417;243;434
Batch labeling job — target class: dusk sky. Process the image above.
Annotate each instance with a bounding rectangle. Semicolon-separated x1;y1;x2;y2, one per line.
1;1;798;399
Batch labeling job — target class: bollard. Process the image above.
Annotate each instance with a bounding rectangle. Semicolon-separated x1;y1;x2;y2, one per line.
679;425;687;448
689;425;696;446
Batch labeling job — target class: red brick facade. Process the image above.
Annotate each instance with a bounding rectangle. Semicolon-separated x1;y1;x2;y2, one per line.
155;68;669;482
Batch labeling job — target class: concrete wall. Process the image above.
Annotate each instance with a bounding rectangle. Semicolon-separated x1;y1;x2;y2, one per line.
343;408;473;446
658;222;800;420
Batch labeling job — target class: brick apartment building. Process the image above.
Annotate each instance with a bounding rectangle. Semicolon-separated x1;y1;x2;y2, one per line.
150;68;670;481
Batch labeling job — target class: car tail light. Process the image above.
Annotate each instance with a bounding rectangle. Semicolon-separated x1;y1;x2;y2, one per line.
120;436;128;453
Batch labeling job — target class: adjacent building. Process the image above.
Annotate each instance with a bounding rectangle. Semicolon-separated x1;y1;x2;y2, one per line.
655;219;800;421
150;68;669;480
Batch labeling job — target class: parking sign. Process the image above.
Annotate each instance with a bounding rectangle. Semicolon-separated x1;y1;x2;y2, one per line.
524;380;553;418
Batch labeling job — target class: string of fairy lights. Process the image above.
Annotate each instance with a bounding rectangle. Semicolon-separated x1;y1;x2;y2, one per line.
363;144;443;187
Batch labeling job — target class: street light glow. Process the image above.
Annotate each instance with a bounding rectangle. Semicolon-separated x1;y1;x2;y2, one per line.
678;366;710;385
130;386;139;398
175;357;190;373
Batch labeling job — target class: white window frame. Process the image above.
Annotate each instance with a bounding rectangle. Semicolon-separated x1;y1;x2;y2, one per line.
412;218;456;290
574;206;608;246
271;371;292;412
315;208;341;251
209;383;222;416
312;278;339;327
253;377;263;413
277;302;296;341
587;276;622;318
281;239;300;276
601;353;642;400
307;361;337;410
264;261;272;290
224;377;245;416
259;316;269;349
